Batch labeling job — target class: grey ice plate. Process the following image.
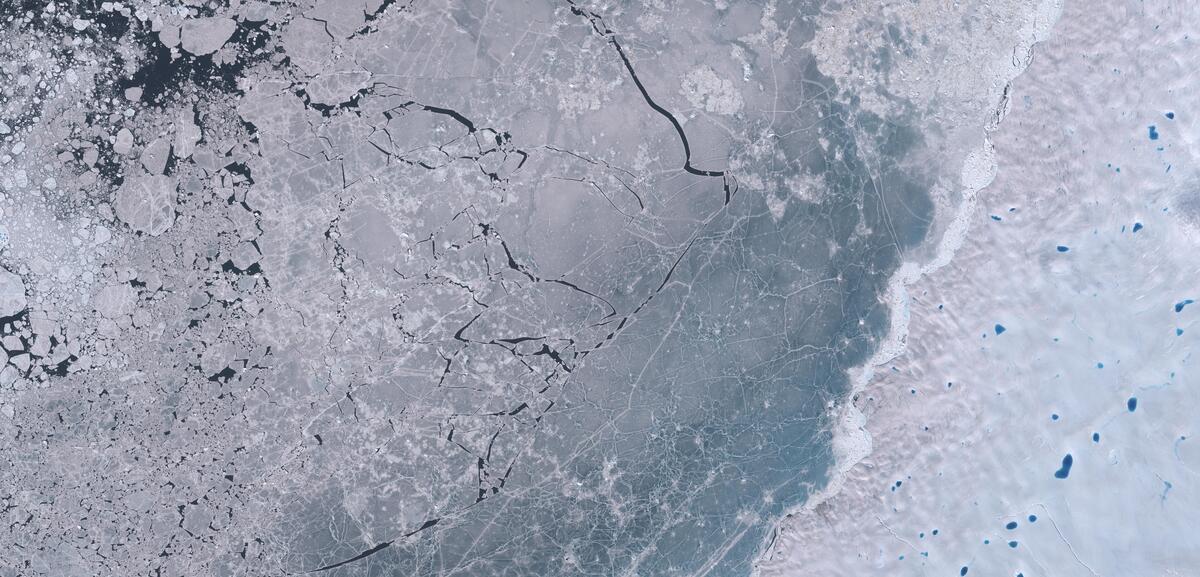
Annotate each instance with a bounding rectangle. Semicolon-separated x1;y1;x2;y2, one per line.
0;1;1125;577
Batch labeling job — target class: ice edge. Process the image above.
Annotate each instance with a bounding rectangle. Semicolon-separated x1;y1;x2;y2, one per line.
750;1;1065;573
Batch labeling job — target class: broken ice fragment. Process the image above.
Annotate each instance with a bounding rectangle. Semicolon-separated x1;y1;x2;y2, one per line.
180;18;237;56
158;24;181;48
0;268;27;317
680;65;744;115
114;128;135;155
0;366;17;388
10;353;30;372
239;0;275;23
114;175;177;236
140;137;171;175
94;284;137;319
174;109;201;159
229;242;261;271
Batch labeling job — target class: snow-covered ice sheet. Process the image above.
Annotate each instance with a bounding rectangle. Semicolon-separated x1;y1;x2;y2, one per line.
762;1;1200;575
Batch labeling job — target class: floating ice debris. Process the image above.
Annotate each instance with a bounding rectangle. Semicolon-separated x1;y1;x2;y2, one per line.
158;23;181;49
140;137;171;175
180;17;238;56
0;268;27;317
113;127;134;155
114;175;177;236
228;242;262;271
174;108;201;159
94;284;138;319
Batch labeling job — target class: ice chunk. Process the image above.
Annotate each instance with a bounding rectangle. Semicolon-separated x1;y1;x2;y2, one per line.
680;65;744;115
158;24;181;48
0;366;17;388
0;268;27;317
140;137;171;175
229;242;261;270
114;175;176;236
113;128;134;155
94;284;137;319
174;109;201;159
240;0;275;23
180;17;237;56
10;353;30;372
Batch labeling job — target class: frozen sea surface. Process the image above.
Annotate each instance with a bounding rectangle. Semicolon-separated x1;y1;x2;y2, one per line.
0;1;1190;577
